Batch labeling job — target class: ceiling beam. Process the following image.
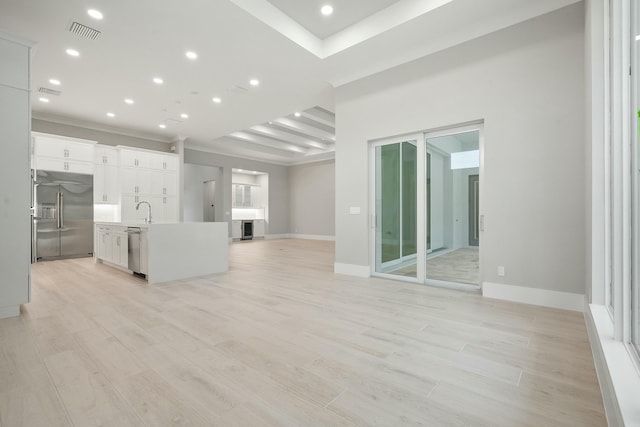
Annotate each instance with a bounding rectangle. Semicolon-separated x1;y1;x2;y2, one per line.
301;108;335;129
228;131;308;154
272;118;335;141
249;125;329;150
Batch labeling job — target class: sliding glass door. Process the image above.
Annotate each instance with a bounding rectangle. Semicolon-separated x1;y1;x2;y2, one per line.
374;139;418;278
371;125;482;289
425;131;480;286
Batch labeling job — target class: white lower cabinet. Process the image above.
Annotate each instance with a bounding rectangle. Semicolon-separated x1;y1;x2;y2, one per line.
232;220;241;239
96;225;128;268
254;219;265;237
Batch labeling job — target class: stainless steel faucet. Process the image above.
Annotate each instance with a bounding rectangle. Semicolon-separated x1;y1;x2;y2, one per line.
136;201;152;224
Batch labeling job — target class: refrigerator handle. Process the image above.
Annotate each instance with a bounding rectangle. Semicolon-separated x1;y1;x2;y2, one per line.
59;192;64;229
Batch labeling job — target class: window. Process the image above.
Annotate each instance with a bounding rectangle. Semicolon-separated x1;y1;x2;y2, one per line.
632;0;640;355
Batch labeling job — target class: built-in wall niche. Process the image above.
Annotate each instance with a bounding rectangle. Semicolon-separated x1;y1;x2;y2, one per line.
231;168;269;222
231;169;265;208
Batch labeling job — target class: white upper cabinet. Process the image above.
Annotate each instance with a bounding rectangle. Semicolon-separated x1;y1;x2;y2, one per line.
94;145;119;166
33;133;96;174
120;167;151;195
119;148;150;168
150;153;178;171
116;147;180;223
94;145;119;204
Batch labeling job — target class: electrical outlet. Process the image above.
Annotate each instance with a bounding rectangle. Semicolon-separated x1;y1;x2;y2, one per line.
498;266;505;277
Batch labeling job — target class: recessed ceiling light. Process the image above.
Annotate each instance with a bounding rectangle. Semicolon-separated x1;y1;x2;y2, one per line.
159;124;166;129
66;48;80;57
294;112;301;117
252;171;257;174
180;113;189;119
49;78;61;86
87;9;103;20
249;79;260;86
124;98;134;104
185;51;198;60
39;97;50;103
107;112;115;118
321;5;334;16
212;97;222;104
153;77;163;85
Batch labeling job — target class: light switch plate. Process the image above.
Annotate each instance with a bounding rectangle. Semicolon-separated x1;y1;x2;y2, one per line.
349;207;361;215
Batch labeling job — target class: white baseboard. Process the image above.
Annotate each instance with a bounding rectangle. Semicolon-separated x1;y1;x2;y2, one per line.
334;263;370;278
265;234;290;240
482;282;585;312
289;234;335;241
585;304;625;427
0;305;20;319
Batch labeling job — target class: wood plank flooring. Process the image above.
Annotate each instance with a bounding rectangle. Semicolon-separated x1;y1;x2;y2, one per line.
0;239;605;426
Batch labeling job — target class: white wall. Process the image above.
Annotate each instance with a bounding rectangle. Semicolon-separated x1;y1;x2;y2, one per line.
183;163;222;222
335;3;585;294
289;160;335;237
0;32;32;318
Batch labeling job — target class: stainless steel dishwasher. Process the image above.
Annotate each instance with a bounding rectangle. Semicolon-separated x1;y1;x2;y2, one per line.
127;227;148;276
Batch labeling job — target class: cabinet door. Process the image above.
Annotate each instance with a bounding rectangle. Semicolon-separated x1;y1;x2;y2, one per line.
112;233;128;268
95;146;118;166
163;196;178;223
104;165;119;203
34;137;66;159
231;221;241;239
120;149;150;168
251;186;262;207
150;170;165;196
121;195;147;222
121;168;150;195
96;228;106;259
66;141;94;162
94;166;106;203
254;220;265;237
104;232;113;262
150;153;179;171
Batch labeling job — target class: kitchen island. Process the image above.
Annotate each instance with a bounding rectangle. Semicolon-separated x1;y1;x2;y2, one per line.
95;222;228;284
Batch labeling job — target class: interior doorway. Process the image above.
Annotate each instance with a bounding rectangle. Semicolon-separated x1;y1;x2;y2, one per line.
203;180;216;222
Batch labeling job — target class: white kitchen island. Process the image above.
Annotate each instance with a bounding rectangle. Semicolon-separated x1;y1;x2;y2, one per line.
95;222;228;284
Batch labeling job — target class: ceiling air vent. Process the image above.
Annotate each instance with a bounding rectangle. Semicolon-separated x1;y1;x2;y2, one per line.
68;21;101;40
38;87;62;96
229;85;249;95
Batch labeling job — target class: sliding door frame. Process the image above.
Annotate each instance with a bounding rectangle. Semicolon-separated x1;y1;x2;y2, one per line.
369;133;423;283
369;122;484;289
423;123;485;291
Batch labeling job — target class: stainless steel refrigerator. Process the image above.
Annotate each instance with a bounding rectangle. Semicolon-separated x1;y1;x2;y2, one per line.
33;170;94;261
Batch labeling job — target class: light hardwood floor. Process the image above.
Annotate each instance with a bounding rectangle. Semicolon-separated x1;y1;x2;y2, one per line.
1;239;605;426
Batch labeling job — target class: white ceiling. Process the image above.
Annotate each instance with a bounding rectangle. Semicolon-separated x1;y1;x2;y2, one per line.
266;0;401;39
0;0;580;165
